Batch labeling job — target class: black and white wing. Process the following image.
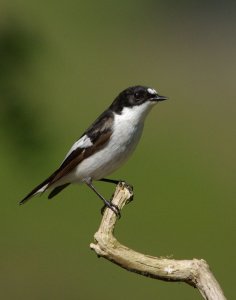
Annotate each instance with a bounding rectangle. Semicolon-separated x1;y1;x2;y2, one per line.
20;110;114;204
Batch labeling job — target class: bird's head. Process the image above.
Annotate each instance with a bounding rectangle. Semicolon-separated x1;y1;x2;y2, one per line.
110;85;167;115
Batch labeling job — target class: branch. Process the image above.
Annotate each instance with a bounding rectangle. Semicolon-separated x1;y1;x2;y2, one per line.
90;182;226;300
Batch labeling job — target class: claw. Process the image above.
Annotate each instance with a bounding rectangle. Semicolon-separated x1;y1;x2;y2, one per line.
101;201;121;218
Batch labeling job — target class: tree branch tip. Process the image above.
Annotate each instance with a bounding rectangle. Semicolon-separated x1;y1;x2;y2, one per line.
118;181;134;194
112;182;134;208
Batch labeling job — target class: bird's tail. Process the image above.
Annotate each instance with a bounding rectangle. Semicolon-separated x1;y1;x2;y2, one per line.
19;171;57;205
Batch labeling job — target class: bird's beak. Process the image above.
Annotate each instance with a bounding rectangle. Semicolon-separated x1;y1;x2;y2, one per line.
151;94;168;102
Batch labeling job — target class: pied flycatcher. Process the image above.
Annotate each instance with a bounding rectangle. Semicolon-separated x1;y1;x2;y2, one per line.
20;85;167;215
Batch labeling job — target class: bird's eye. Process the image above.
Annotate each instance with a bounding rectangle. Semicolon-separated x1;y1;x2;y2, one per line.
135;91;144;99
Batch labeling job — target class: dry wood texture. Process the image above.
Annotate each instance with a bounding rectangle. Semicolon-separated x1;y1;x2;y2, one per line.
90;182;226;300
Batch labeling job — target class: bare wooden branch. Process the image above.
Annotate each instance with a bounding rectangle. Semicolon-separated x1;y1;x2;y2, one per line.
90;182;226;300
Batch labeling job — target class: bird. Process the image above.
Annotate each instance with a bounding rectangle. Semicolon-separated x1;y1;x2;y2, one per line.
20;85;167;215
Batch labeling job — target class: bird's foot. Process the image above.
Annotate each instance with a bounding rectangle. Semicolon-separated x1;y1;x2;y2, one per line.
101;200;121;219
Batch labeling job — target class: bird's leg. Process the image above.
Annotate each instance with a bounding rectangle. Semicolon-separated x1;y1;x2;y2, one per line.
99;178;121;185
99;178;133;190
83;178;120;218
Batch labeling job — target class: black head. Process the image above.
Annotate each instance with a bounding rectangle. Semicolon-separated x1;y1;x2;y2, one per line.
110;85;167;114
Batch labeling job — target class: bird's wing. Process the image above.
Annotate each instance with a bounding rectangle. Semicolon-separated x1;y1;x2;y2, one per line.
20;110;114;204
50;109;114;185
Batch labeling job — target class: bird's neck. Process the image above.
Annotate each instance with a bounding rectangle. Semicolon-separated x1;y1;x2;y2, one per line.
118;102;154;126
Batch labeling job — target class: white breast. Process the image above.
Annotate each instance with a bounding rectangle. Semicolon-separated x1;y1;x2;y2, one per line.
71;101;154;181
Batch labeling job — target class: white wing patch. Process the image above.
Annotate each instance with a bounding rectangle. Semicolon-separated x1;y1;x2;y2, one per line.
63;135;93;160
147;88;157;95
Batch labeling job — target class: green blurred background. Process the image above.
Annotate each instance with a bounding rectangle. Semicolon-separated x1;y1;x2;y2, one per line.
1;1;235;299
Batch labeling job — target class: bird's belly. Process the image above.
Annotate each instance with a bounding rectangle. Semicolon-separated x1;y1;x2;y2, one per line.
73;123;143;180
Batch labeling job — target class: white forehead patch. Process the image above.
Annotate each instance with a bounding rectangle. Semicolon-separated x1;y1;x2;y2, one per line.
147;88;157;95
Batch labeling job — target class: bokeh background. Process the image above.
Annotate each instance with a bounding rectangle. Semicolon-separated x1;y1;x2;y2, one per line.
1;1;235;299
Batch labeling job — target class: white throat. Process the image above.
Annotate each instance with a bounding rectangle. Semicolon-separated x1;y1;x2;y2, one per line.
118;101;156;126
